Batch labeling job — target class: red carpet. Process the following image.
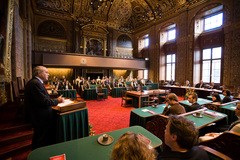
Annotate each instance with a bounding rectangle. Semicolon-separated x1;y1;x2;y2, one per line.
85;96;135;135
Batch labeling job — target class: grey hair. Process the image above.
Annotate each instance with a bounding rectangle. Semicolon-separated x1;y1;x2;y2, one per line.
33;66;45;76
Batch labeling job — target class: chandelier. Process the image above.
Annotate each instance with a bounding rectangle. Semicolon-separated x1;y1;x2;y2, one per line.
90;0;114;10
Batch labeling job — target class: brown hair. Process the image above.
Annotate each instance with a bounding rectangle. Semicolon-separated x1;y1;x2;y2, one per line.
189;93;198;101
110;132;157;160
167;93;178;102
168;115;199;149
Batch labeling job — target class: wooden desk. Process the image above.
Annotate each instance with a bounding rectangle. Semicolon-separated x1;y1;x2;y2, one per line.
83;88;108;100
28;126;162;160
126;89;166;108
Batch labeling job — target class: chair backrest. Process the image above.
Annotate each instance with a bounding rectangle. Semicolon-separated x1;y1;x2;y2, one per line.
199;145;232;160
146;114;169;151
122;90;127;98
17;77;23;90
153;90;160;97
205;104;219;111
11;81;19;102
199;131;240;160
96;86;103;93
23;78;29;87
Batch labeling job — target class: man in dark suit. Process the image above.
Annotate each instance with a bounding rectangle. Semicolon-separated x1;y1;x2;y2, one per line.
162;93;186;115
24;66;64;150
187;93;201;112
195;80;205;88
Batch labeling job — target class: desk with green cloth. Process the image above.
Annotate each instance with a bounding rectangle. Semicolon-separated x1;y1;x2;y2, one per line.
57;89;77;99
28;126;162;160
130;104;166;127
111;87;126;98
185;110;227;129
218;103;238;125
83;88;108;100
130;106;227;129
179;98;213;111
146;83;159;89
89;85;101;89
52;107;89;143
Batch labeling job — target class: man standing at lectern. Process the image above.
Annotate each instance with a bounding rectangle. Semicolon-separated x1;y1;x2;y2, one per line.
24;66;64;150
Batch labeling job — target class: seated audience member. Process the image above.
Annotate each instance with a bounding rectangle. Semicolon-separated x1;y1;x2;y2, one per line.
125;76;130;82
80;77;85;86
211;93;222;104
187;93;201;112
117;79;124;87
208;82;217;89
110;132;157;160
199;103;240;142
158;115;209;160
96;76;101;83
131;78;138;90
140;78;145;86
91;79;97;85
110;78;116;88
83;81;90;89
184;80;191;87
162;93;186;115
75;76;81;85
120;76;124;83
222;89;232;103
56;81;64;90
146;78;153;83
63;80;73;90
87;77;91;82
169;79;175;85
195;80;205;88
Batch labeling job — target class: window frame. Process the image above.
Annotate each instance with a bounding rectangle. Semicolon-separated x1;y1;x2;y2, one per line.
201;47;222;84
167;28;176;41
203;12;223;32
165;53;176;81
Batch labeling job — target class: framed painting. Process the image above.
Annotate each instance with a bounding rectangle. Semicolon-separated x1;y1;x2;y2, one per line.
0;0;14;82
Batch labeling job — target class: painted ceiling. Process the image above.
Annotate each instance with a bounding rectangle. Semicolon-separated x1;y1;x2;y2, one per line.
32;0;192;32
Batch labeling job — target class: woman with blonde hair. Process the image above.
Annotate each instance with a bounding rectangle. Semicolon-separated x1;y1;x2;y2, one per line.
110;132;157;160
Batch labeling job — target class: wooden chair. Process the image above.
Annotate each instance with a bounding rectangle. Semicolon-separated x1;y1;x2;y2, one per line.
17;77;24;93
159;89;171;104
142;100;155;107
11;81;24;102
23;78;29;87
121;90;133;107
96;86;105;101
149;90;160;104
205;103;220;111
199;145;232;160
146;114;169;151
199;131;240;160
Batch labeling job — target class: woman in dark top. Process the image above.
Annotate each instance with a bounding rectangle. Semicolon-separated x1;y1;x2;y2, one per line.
212;93;222;103
222;89;232;103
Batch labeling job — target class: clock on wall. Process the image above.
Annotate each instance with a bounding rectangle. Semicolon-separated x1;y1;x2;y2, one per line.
81;58;87;64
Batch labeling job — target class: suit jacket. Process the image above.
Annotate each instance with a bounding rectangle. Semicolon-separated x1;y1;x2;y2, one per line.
162;103;186;115
195;83;205;88
187;102;201;112
24;77;59;126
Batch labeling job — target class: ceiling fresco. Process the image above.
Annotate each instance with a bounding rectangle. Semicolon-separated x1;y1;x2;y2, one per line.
32;0;191;32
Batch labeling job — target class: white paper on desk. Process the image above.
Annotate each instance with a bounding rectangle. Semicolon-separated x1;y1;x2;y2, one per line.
231;107;236;109
216;113;224;117
57;99;74;107
142;109;149;112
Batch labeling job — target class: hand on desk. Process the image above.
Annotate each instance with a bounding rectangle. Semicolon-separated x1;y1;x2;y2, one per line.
58;95;64;103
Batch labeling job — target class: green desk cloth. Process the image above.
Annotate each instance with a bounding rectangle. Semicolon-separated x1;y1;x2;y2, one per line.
89;85;102;89
28;126;162;160
130;106;227;129
54;107;89;143
83;88;108;100
112;87;126;98
218;104;238;125
57;89;77;99
130;104;166;127
146;83;159;89
185;110;228;129
179;98;213;111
